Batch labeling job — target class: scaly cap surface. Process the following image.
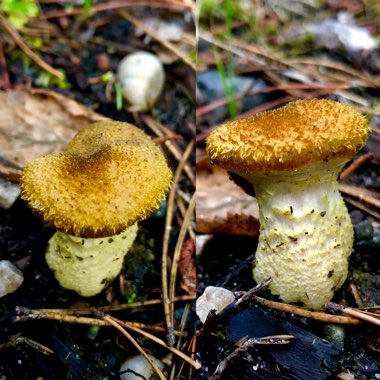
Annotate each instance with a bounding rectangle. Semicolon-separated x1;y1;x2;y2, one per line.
206;99;370;173
21;121;172;238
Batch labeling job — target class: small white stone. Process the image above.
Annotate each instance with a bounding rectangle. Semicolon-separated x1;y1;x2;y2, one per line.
0;179;21;209
120;354;164;380
117;51;165;111
196;286;235;323
0;260;24;297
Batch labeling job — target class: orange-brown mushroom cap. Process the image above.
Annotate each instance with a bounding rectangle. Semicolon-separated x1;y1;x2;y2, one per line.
20;121;172;238
206;99;370;173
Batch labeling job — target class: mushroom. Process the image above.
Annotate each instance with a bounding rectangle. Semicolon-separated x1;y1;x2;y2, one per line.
117;51;165;111
206;99;370;308
20;121;172;296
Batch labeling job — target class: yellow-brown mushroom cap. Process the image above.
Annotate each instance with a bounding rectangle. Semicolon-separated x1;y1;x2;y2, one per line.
20;121;172;238
206;99;370;173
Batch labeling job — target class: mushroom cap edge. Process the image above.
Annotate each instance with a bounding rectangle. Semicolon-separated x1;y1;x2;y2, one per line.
206;99;370;173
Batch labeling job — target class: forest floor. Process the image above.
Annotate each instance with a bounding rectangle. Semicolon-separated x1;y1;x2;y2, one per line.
0;1;196;379
1;1;380;380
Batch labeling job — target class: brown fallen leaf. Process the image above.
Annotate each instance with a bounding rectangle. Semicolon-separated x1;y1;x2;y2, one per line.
196;155;260;237
178;238;196;295
0;88;107;181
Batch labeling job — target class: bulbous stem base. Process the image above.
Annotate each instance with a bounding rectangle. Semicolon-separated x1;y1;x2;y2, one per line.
242;160;353;309
45;224;138;296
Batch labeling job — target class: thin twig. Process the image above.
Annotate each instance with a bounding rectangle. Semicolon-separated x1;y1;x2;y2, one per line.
188;335;197;379
118;10;196;70
0;334;54;355
0;16;64;80
170;303;192;380
153;134;184;144
201;30;378;88
15;309;199;368
102;314;167;380
356;309;380;317
211;335;293;380
40;0;195;20
347;283;364;308
15;312;109;326
340;152;375;180
161;139;195;345
15;311;188;337
344;197;380;220
196;82;349;118
339;183;380;209
176;195;196;240
16;295;195;316
252;295;361;325
285;57;380;88
112;316;201;369
234;279;273;307
169;193;196;325
143;115;195;186
327;303;380;327
199;30;266;68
